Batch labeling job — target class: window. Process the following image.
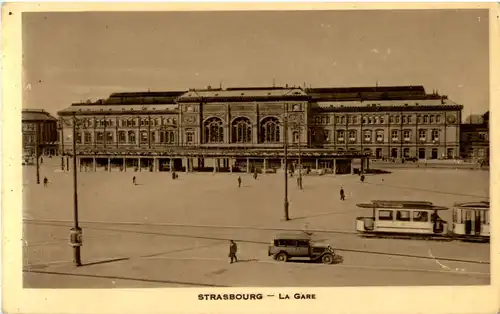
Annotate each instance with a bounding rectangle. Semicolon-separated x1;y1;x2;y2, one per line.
186;131;194;144
403;130;411;142
337;130;345;143
380;116;385;124
348;130;356;143
96;132;104;144
84;132;92;144
391;130;399;142
413;211;429;222
362;116;367;124
106;131;113;144
341;116;346;124
118;131;126;143
363;130;372;143
368;117;373;124
419;129;427;142
402;116;407;124
417;115;422;124
378;210;393;221
436;115;441;123
150;131;156;143
232;117;252;143
396;210;411;221
352;116;358;124
76;132;82;144
376;130;384;142
395;116;400;124
335;116;340;124
430;115;435;124
407;116;412;124
374;116;379;124
293;131;299;143
324;130;330;142
297;240;309;247
477;148;485;157
389;116;394;124
128;131;136;144
205;117;224;143
260;117;280;143
423;115;429;123
431;129;439;142
169;131;175;143
140;131;148;144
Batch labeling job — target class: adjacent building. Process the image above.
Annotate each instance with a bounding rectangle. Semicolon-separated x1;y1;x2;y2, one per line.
22;109;58;157
460;111;489;162
57;85;463;173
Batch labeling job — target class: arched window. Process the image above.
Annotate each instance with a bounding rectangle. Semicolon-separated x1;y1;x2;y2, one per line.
128;131;136;144
231;117;252;143
204;117;224;143
260;117;280;143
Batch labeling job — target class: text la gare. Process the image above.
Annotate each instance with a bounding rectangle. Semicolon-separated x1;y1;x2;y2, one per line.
279;293;316;300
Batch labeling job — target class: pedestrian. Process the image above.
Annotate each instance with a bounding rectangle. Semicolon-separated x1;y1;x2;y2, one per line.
172;171;176;180
340;187;345;201
296;176;300;187
253;171;258;180
237;176;242;188
228;240;238;263
43;177;48;187
40;157;43;164
360;174;365;182
132;176;136;185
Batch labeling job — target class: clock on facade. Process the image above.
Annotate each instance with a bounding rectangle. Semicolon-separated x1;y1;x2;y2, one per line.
446;115;456;124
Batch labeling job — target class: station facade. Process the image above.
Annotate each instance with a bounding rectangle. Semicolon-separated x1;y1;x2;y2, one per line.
57;85;462;173
22;109;59;157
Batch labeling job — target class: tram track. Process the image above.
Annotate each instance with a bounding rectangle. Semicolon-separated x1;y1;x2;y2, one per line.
23;218;489;266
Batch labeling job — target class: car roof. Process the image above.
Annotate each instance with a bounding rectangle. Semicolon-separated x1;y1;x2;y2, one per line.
274;232;311;240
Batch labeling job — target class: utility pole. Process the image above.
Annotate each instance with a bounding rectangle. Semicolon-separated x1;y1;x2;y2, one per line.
35;122;40;184
283;104;290;221
70;113;82;266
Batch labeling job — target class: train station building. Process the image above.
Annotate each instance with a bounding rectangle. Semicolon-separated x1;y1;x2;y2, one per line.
57;85;462;174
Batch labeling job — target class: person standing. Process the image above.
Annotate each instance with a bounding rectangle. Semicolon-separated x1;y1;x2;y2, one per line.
340;187;345;201
132;176;136;185
237;176;242;188
43;177;48;188
228;240;238;263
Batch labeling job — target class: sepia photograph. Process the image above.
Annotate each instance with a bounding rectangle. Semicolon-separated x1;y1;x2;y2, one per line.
3;3;499;314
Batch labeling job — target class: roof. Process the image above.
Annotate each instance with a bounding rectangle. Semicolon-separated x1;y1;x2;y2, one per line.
274;232;312;240
58;103;179;116
453;201;490;210
22;109;57;122
356;200;448;211
176;88;309;103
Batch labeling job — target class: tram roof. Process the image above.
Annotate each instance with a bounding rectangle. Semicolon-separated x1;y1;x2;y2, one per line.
453;201;490;210
356;200;448;210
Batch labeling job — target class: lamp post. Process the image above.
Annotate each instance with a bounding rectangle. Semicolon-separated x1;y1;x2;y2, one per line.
35;122;40;184
70;113;83;266
283;104;290;221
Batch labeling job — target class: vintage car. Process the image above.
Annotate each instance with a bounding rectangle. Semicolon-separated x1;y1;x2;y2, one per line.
268;232;339;264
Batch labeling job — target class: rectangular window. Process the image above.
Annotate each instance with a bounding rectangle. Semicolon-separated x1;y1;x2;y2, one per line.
337;130;345;143
378;210;393;221
423;115;429;123
391;130;398;142
419;129;427;142
119;131;126;143
363;130;372;143
84;132;92;144
380;116;385;124
170;131;175;144
96;132;104;144
376;130;384;142
106;131;113;143
430;115;435;123
150;131;156;143
76;132;82;144
407;116;412;124
348;130;356;143
412;211;429;222
431;129;439;141
396;210;411;221
186;131;194;144
395;116;400;124
436;115;441;123
403;130;411;142
352;116;358;124
389;116;394;124
140;131;148;144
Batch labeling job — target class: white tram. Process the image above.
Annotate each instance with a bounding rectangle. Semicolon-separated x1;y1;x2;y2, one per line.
355;200;450;239
452;201;490;241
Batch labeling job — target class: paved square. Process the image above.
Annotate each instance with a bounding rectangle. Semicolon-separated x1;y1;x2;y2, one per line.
22;160;490;287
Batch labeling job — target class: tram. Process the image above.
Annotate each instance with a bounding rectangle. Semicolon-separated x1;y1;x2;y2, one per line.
451;201;490;242
355;200;490;242
355;200;450;240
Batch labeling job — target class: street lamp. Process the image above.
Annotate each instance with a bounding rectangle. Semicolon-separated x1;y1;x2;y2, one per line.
283;105;290;221
35;122;40;184
69;113;83;266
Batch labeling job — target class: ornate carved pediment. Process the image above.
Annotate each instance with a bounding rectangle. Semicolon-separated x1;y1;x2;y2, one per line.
183;115;198;125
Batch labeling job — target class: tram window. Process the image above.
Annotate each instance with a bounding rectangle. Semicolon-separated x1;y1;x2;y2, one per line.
396;210;411;221
378;210;393;221
464;210;471;221
412;211;429;222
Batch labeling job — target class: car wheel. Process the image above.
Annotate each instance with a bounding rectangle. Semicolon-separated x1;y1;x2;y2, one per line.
321;253;334;264
276;252;288;262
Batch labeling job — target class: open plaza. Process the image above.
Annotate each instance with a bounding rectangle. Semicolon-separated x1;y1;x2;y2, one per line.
22;159;490;287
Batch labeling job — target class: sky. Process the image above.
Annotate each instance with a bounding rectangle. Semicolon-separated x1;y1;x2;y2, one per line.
22;10;490;118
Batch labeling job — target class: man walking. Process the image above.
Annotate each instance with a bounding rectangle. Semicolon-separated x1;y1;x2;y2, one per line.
228;240;238;263
132;176;136;185
237;176;242;188
340;187;345;201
